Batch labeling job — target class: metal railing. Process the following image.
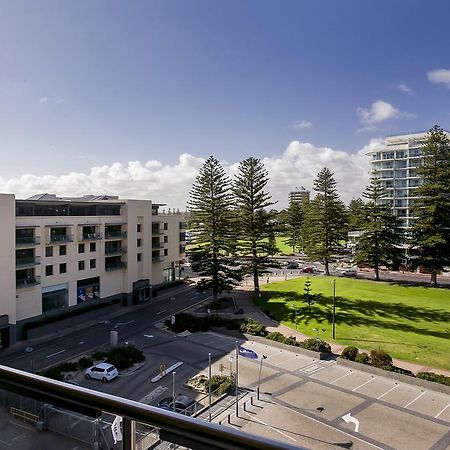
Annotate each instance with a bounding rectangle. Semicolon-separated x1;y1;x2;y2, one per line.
105;261;127;271
152;256;164;262
105;230;127;239
152;242;164;249
16;256;41;267
105;246;127;255
0;365;301;450
50;234;73;243
16;236;41;246
16;276;41;288
82;232;103;241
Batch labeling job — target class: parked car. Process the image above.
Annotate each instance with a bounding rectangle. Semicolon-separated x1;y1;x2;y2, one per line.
85;363;118;382
302;266;314;273
158;395;198;415
340;268;357;277
286;262;299;269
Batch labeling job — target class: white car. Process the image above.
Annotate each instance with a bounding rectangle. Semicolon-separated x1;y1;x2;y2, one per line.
340;268;357;277
85;363;118;382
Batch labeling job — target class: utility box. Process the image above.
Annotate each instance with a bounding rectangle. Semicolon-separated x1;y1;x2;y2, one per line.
110;331;118;347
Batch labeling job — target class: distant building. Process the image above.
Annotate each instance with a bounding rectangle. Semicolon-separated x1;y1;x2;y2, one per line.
289;186;310;205
0;193;186;347
367;131;450;229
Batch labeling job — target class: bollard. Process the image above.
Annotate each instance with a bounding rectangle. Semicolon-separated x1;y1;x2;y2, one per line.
227;414;231;424
250;396;254;406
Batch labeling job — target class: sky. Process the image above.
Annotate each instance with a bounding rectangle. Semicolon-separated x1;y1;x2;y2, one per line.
1;0;450;208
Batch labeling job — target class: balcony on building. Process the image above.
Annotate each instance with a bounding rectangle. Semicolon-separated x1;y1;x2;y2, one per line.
15;227;40;247
16;268;40;288
16;248;41;268
105;242;126;256
0;365;299;450
105;256;126;271
151;223;164;235
152;238;164;249
180;232;186;242
152;250;163;262
179;221;187;229
80;225;102;241
104;224;127;239
48;226;73;244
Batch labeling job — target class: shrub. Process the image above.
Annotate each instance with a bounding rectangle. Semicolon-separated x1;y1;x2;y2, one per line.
417;372;450;386
225;319;242;330
239;319;267;337
341;346;359;361
58;361;79;372
299;338;332;353
92;351;107;361
355;352;370;364
106;353;129;370
166;313;210;333
370;349;393;369
106;345;145;370
40;366;63;381
266;331;287;343
206;375;235;395
78;357;94;369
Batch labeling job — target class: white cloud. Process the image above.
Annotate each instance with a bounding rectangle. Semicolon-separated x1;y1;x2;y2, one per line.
427;69;450;86
38;96;65;105
290;120;313;129
38;97;48;103
0;140;380;209
356;100;414;127
398;83;412;94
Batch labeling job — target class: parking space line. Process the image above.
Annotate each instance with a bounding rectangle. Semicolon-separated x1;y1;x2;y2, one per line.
377;383;398;399
241;411;297;442
329;370;353;384
435;402;450;419
352;377;375;392
272;354;300;365
404;390;426;408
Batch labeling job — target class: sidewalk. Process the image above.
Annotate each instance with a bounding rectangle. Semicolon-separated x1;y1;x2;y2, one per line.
232;284;450;377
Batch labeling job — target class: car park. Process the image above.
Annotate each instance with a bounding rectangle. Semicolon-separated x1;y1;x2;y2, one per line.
158;395;198;415
302;266;314;273
286;262;299;269
340;268;357;277
85;363;118;382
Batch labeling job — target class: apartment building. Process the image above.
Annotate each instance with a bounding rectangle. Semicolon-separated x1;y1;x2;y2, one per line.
367;131;450;229
289;186;310;205
0;193;186;347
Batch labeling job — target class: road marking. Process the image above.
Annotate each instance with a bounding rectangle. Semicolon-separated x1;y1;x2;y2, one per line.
144;334;154;338
140;386;168;404
377;383;398;399
156;310;167;315
342;412;360;432
435;402;450;419
404;390;426;408
45;349;66;359
352;377;375;391
115;320;135;326
330;370;353;384
79;341;85;345
241;411;297;442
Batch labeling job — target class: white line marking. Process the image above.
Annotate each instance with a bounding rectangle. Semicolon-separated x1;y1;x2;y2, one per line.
404;391;426;408
352;377;375;392
156;310;167;315
330;371;353;384
241;411;297;442
45;349;66;359
435;402;450;419
377;383;398;400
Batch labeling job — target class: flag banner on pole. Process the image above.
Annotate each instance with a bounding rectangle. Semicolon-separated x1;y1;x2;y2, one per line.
111;415;123;444
238;346;258;359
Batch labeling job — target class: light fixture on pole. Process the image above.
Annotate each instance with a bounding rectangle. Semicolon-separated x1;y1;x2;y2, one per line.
172;371;176;412
235;341;239;418
332;279;336;340
229;356;233;377
208;352;212;422
257;355;267;400
295;308;298;330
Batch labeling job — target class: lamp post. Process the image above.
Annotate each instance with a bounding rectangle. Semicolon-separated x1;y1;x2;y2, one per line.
257;355;267;400
172;371;176;412
295;308;298;330
235;341;239;418
332;279;336;340
229;356;233;377
208;352;212;422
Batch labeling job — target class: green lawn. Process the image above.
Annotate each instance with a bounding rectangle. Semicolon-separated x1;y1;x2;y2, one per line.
275;236;297;255
258;276;450;371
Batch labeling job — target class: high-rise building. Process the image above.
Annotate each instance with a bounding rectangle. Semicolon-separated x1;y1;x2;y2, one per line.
289;186;310;205
0;193;186;347
367;131;450;229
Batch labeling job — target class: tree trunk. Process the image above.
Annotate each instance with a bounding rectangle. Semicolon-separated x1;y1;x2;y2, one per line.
374;265;380;281
253;249;260;292
324;258;330;276
431;272;437;286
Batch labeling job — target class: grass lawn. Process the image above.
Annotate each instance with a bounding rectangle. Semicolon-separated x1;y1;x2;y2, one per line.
258;276;450;371
275;236;298;255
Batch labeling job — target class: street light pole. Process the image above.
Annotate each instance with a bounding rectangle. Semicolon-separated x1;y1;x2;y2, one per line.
172;371;176;412
235;341;239;418
332;279;336;340
257;355;267;400
208;352;212;422
295;309;298;330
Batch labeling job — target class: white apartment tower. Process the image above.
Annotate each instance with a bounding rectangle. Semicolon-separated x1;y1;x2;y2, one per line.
0;193;186;347
368;131;450;229
289;186;310;205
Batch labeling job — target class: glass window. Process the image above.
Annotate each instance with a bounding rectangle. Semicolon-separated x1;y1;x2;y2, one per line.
164;248;168;256
90;259;96;269
45;265;53;276
78;260;85;270
137;224;142;233
137;253;142;262
90;242;96;252
59;245;66;256
45;246;53;257
59;263;67;274
137;238;142;247
163;222;168;230
78;243;85;253
164;235;168;243
42;289;68;313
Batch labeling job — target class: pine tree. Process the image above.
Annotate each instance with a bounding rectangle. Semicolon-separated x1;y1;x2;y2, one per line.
281;201;304;253
304;168;347;275
348;197;366;231
411;125;450;285
303;277;313;310
233;157;276;292
187;156;242;300
355;176;403;281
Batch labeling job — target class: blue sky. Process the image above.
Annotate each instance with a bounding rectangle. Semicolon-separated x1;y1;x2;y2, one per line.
0;0;449;206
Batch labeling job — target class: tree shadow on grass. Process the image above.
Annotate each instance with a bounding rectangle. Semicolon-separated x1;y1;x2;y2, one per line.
257;290;450;340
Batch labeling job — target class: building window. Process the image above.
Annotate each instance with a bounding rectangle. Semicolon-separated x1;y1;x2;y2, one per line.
79;260;85;271
90;259;96;269
59;245;67;256
137;253;142;262
164;235;168;243
163;222;168;230
164;248;168;256
137;238;142;247
45;265;53;276
79;243;85;253
59;263;67;274
45;246;53;257
137;224;142;233
90;242;96;252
